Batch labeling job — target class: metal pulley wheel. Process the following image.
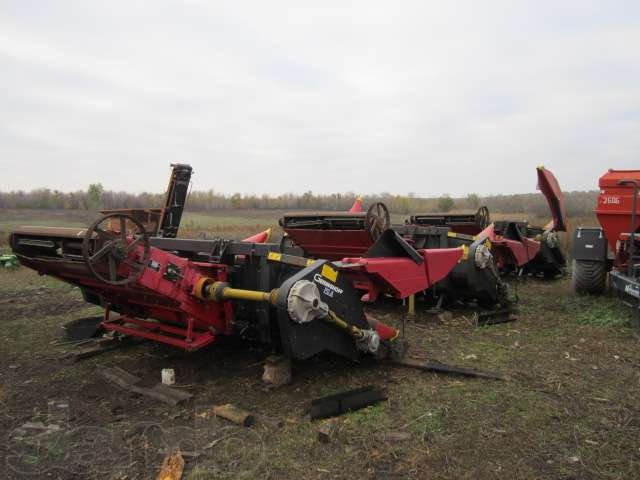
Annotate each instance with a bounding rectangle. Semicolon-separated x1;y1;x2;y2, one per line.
82;213;151;285
365;202;391;241
287;280;329;324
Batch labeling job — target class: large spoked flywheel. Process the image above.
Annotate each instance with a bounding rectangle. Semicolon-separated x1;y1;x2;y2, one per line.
475;206;491;230
82;213;150;286
365;202;391;241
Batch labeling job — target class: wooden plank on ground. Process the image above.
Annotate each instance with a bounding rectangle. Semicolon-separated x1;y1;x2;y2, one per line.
212;404;255;426
99;366;193;405
66;337;145;362
156;450;184;480
393;357;506;380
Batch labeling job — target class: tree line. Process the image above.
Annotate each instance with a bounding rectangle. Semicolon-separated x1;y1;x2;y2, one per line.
0;184;599;217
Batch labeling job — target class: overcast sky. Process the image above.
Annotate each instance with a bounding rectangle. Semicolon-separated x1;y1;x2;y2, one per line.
1;1;639;197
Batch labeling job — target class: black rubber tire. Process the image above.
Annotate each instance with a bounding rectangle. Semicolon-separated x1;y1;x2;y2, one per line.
572;259;606;295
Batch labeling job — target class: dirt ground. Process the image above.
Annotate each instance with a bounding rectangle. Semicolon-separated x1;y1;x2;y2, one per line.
1;267;639;480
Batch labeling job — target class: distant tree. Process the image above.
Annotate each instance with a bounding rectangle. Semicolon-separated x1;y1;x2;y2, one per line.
400;196;410;214
437;194;455;212
87;183;104;210
299;191;314;209
230;193;242;208
0;183;600;219
465;193;480;209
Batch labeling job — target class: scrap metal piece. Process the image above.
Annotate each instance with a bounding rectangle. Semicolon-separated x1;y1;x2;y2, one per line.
99;366;193;405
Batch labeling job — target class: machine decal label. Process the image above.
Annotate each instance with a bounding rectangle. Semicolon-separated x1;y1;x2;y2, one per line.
267;252;282;262
321;264;338;282
601;196;621;205
314;274;343;298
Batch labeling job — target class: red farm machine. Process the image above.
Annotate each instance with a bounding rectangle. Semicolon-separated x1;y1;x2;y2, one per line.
280;206;506;307
572;169;640;307
280;166;567;309
397;166;567;279
11;164;469;362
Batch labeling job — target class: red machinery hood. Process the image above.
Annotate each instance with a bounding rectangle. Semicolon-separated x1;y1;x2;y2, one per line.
595;169;640;251
536;166;567;232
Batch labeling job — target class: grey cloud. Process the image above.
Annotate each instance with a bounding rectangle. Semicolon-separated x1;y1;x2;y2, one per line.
0;0;639;195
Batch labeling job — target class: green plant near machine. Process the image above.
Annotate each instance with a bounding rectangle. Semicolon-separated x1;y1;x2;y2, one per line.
0;253;19;268
575;299;632;327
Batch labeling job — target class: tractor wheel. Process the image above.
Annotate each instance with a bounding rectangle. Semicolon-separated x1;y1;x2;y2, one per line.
572;259;606;295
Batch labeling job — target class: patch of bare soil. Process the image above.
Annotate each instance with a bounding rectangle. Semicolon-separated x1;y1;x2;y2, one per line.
1;277;639;479
0;286;87;321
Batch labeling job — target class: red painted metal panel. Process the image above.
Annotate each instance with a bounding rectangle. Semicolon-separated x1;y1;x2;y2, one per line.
596;169;640;251
349;197;363;213
481;223;540;268
341;247;463;298
242;228;271;243
283;229;373;260
493;237;540;268
17;236;233;350
422;248;465;285
448;225;482;236
536;166;567;232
